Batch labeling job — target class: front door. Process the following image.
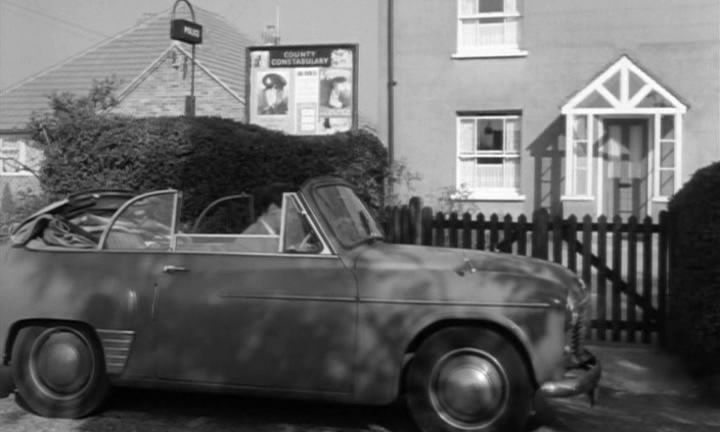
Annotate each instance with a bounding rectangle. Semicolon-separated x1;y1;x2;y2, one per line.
602;119;649;217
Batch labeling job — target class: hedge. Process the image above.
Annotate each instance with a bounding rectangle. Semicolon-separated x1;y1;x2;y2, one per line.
39;116;389;222
667;160;720;377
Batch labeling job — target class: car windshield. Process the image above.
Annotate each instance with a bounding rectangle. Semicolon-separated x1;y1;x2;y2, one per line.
314;185;384;247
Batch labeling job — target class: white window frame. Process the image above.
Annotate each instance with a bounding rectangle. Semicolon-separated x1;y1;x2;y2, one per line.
564;114;595;198
455;113;525;200
0;138;32;177
653;113;681;202
454;0;528;59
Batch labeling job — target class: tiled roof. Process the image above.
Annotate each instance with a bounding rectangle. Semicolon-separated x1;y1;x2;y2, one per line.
0;7;254;132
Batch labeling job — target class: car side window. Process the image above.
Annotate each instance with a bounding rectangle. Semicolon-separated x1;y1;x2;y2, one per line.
171;192;327;255
281;194;323;254
192;195;255;234
103;193;175;250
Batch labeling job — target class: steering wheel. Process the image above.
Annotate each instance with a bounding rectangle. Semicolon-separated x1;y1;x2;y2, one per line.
289;232;321;253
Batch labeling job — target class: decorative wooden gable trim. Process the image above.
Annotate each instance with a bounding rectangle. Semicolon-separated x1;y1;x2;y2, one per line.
561;55;687;115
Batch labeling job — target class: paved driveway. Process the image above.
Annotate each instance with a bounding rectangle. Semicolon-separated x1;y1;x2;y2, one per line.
1;344;719;432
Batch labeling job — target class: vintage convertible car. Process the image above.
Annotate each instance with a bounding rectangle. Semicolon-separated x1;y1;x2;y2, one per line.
0;176;600;432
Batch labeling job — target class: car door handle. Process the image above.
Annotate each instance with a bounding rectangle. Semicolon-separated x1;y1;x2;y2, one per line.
163;265;189;274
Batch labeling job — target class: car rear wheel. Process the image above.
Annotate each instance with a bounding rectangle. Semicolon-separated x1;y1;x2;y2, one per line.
11;325;110;418
405;327;532;432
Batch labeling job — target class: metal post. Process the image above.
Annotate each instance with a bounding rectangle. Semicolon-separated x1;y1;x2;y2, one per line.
170;0;202;117
189;44;196;116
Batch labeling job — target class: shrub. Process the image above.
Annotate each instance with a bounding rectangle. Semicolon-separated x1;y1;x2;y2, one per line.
667;160;720;376
38;116;388;222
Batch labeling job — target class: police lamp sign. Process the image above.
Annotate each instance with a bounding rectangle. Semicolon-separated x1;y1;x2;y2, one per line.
171;19;203;45
247;44;358;135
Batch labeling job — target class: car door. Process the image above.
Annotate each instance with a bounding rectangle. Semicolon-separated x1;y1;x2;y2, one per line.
96;189;182;379
153;193;358;394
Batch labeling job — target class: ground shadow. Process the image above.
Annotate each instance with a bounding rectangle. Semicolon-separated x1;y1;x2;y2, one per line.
75;388;418;432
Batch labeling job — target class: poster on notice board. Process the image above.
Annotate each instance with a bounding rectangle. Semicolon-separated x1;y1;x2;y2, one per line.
247;44;358;135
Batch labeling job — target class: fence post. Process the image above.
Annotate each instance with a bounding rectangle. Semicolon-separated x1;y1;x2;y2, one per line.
420;207;433;246
390;206;401;243
532;209;549;260
582;215;593;287
400;205;411;244
517;214;528;255
409;196;423;245
475;213;486;250
434;212;445;247
627;215;638;343
642;215;653;344
567;215;577;272
489;214;500;251
448;212;459;248
593;215;605;341
502;214;513;253
658;210;670;348
611;215;623;342
462;212;472;249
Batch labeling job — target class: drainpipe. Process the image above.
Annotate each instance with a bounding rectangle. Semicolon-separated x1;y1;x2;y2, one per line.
387;0;396;192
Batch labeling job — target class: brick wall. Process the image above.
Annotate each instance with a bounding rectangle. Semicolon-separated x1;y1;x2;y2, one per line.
113;49;246;121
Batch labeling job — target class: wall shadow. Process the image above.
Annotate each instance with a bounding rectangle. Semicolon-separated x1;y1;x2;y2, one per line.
528;116;565;217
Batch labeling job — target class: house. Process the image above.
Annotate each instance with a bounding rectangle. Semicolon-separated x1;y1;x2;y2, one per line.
379;0;719;218
0;6;254;204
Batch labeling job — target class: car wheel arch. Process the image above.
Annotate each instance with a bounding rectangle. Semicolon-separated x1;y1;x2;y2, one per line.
399;319;539;395
3;319;102;365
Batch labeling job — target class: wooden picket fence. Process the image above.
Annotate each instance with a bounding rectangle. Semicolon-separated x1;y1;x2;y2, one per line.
382;198;671;345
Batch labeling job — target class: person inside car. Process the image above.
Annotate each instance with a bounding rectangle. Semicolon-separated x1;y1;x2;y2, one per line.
242;183;293;236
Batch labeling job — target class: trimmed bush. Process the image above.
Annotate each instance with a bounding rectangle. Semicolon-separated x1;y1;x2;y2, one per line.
667;161;720;376
39;116;388;221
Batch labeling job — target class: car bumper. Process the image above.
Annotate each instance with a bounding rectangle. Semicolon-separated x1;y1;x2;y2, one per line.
539;348;602;401
0;365;12;398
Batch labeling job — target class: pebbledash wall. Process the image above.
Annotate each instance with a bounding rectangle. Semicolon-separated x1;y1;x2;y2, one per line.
382;0;720;218
112;49;245;120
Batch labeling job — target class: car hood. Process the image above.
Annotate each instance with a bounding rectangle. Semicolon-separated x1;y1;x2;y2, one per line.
353;242;580;305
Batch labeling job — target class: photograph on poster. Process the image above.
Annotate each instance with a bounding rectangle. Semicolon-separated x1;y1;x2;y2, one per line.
319;69;352;110
257;71;289;115
251;51;269;69
330;48;353;68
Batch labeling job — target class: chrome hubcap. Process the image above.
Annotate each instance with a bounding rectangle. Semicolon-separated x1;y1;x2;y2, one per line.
429;349;508;429
30;328;94;399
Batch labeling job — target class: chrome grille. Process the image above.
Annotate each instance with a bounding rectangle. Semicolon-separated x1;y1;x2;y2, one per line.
96;329;135;375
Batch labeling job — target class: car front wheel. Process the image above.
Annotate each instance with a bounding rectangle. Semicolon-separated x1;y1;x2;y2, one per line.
406;327;532;432
11;325;110;418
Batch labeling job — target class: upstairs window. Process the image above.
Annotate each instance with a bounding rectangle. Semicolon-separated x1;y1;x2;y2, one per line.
457;114;522;198
457;0;523;56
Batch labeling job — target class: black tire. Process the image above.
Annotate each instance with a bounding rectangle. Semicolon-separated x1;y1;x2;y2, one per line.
405;327;532;432
11;325;110;418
